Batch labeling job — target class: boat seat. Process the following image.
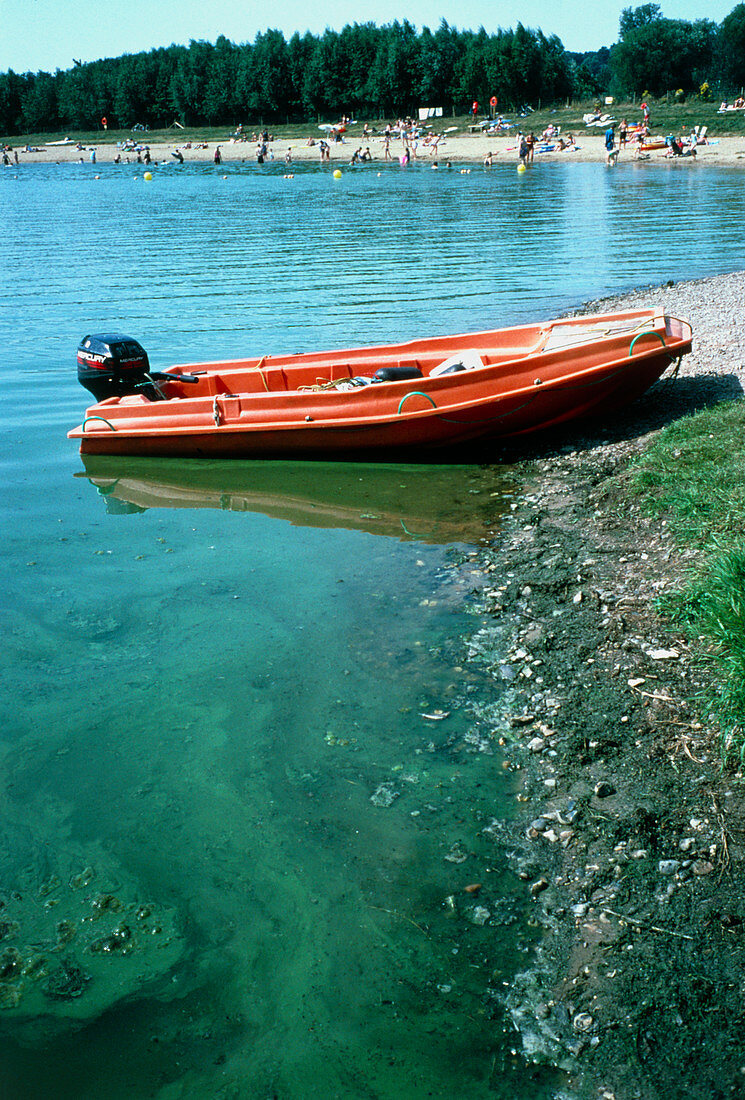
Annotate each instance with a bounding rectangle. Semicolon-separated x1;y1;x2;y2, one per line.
430;350;484;376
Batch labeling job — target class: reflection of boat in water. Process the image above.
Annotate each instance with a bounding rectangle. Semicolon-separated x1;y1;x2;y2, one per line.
68;309;692;459
78;456;512;544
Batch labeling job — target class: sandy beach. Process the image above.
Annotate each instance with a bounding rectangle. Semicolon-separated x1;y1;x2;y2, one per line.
9;129;745;168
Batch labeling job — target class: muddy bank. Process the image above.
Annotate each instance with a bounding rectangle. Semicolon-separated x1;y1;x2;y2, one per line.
467;273;745;1099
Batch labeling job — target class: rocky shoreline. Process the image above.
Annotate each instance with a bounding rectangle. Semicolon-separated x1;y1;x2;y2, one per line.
468;272;745;1099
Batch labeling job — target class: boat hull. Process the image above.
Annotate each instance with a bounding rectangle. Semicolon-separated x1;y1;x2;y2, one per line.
69;312;692;459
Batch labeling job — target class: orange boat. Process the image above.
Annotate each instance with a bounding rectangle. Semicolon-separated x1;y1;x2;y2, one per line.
68;309;692;459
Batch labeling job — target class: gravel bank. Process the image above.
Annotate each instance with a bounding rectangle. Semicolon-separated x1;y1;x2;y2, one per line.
466;271;745;1099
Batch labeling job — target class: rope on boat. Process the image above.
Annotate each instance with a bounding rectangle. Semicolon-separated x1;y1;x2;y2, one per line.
299;377;355;392
660;355;684;383
213;397;221;426
397;391;438;414
82;415;117;432
254;357;269;391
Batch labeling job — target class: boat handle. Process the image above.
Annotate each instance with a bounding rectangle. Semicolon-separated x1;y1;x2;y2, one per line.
629;330;667;355
397;391;438;414
82;415;117;431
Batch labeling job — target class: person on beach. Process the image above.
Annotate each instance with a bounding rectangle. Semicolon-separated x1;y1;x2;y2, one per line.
214;146;222;165
483;150;493;166
171;149;183;164
605;124;618;165
526;132;535;162
518;133;529;165
285;147;292;164
619;119;628;147
632;133;648;159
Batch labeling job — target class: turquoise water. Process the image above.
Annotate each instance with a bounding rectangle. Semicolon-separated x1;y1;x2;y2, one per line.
0;158;743;1098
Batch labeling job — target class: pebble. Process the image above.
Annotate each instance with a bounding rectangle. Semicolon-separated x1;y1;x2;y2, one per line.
470;906;491;925
692;860;714;876
658;859;682;876
444;845;468;864
370;783;399;807
529;877;549;897
594;781;616;798
527;737;546;753
573;1011;594;1032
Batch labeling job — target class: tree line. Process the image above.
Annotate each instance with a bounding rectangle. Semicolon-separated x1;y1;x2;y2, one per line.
1;5;744;137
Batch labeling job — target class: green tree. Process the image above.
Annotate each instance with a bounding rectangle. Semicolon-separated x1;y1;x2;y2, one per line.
170;40;213;125
20;72;59;132
202;36;239;123
0;70;28;134
717;3;745;90
619;4;663;39
58;66;94;128
366;21;421;117
287;31;317;118
610;16;715;97
241;30;291;121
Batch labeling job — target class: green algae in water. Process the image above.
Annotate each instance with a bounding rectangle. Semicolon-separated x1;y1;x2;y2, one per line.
0;474;560;1097
0;820;183;1043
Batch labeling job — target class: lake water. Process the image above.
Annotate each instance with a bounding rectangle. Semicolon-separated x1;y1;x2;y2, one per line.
1;156;743;1098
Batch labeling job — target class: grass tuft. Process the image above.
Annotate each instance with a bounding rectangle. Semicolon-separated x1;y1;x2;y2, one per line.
630;399;745;764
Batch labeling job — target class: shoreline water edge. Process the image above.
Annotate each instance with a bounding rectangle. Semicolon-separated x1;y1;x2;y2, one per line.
458;270;745;1099
7;131;745;169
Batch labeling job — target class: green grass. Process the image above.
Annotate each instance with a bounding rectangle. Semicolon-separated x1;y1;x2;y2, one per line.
630;400;745;764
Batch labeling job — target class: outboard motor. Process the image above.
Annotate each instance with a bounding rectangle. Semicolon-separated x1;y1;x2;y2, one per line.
77;334;154;401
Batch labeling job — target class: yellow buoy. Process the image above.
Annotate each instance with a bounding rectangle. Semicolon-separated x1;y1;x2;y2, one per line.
144;171;153;181
333;169;342;180
517;163;526;173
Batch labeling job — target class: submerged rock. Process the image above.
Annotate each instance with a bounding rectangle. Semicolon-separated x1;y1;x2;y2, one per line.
0;828;184;1040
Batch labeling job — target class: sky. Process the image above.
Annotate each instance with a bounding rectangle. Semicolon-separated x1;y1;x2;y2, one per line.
0;0;736;74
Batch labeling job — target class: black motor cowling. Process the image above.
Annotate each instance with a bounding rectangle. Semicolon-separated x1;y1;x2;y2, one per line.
77;333;153;401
